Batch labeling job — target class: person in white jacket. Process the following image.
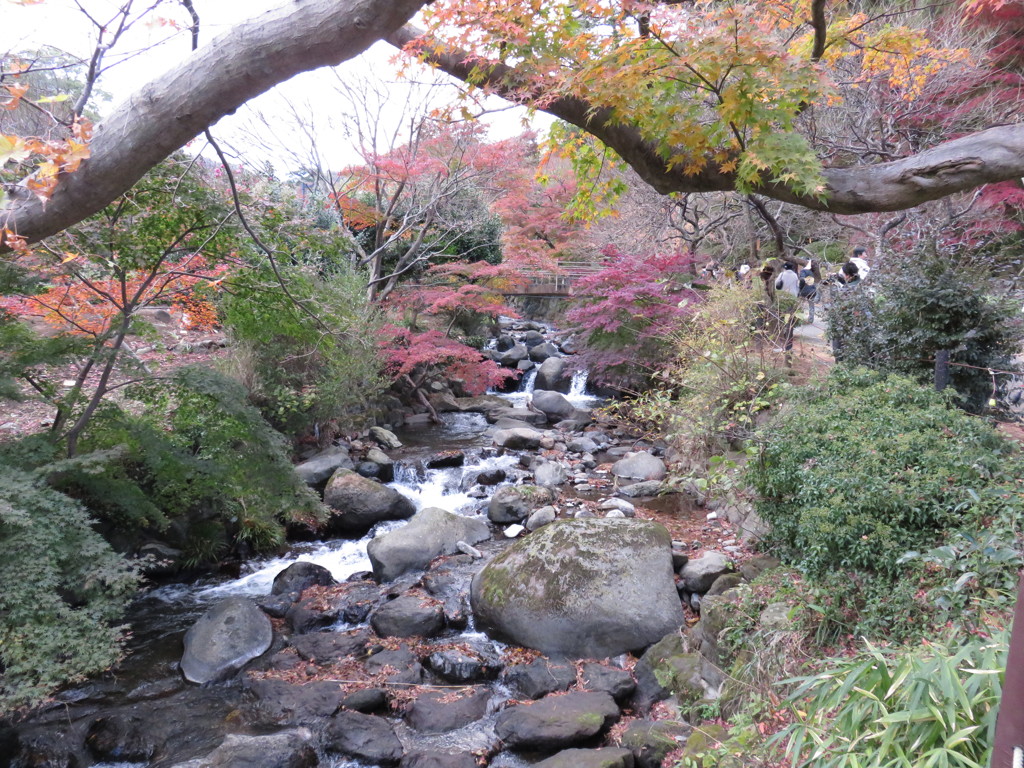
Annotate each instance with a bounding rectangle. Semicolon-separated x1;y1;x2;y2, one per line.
775;262;800;297
773;262;801;353
850;246;870;279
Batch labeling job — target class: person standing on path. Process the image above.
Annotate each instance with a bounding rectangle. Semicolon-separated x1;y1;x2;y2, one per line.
775;262;800;297
799;261;819;323
828;261;863;360
774;262;801;354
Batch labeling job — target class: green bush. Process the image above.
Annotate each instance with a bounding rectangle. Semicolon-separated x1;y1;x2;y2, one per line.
748;368;1023;582
801;567;941;644
220;263;385;439
776;629;1006;768
63;366;326;564
0;462;140;711
826;247;1022;412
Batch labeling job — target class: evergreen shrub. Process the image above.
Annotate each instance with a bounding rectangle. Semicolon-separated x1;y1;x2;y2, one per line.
826;248;1022;412
0;463;140;711
64;366;326;564
748;368;1023;582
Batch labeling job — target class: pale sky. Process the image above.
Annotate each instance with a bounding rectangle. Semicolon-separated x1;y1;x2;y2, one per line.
1;0;550;173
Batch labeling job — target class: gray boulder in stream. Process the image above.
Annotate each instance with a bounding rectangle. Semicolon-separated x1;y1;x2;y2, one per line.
169;729;317;768
612;451;667;482
367;507;490;581
535;357;571;393
494;691;620;751
471;518;682;657
323;469;415;535
492;426;544;449
181;597;273;684
293;446;353;488
531;390;577;421
488;484;556;523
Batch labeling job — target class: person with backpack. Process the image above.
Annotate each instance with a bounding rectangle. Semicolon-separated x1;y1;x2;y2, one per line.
775;262;800;297
850;246;870;279
799;260;819;323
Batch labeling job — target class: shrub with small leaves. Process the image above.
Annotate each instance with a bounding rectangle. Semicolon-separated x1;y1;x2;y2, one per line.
749;367;1023;582
826;246;1022;412
0;461;140;712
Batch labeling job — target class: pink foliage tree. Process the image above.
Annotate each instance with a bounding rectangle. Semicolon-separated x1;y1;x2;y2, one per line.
379;324;517;405
566;247;704;391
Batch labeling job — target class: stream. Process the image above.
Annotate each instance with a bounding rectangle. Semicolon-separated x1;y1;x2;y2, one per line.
11;348;609;768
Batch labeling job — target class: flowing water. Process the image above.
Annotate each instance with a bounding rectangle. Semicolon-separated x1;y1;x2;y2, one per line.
22;354;602;768
125;364;600;639
500;366;598;410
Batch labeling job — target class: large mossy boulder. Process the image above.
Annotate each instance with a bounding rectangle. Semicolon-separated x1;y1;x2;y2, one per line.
367;507;489;582
470;519;683;657
323;469;415;535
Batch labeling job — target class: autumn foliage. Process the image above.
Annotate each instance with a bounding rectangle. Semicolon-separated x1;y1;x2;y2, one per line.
412;0;978;201
567;247;703;390
379;324;516;396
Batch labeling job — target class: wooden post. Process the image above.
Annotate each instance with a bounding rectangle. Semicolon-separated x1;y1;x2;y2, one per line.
992;570;1024;766
934;350;951;392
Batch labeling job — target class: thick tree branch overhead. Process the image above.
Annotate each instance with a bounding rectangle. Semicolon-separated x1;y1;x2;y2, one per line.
386;25;1024;215
1;0;427;252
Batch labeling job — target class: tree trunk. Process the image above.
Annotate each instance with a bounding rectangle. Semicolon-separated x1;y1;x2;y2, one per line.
934;349;951;392
4;2;1024;251
1;0;427;252
63;317;132;457
992;570;1024;768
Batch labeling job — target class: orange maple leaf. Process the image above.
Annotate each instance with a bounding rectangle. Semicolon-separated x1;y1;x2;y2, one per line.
71;117;94;142
2;83;29;111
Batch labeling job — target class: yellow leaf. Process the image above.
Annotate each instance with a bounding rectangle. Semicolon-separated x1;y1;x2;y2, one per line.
0;134;31;165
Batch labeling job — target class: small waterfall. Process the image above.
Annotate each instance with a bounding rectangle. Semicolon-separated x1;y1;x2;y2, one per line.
391;453;519;513
190;453;519;600
392;460;426;487
519;369;537;394
194;532;387;600
568;368;589;398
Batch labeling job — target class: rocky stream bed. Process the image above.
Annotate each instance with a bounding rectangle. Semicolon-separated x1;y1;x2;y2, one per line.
3;319;775;768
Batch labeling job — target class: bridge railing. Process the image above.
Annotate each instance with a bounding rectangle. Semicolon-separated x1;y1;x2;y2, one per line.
511;261;605;295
